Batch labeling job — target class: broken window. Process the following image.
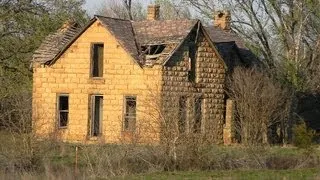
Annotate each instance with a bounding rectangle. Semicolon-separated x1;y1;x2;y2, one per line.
90;95;103;137
178;96;187;133
142;44;166;61
91;43;104;77
57;94;69;128
188;44;196;82
124;96;136;131
194;97;203;133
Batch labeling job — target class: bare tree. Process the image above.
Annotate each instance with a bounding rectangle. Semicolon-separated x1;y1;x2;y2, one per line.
184;0;320;90
97;0;145;20
97;0;191;20
227;67;292;145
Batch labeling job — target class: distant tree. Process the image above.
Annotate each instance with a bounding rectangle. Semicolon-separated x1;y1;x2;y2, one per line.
183;0;320;92
97;0;145;20
155;0;191;20
97;0;191;20
0;0;88;97
0;0;88;130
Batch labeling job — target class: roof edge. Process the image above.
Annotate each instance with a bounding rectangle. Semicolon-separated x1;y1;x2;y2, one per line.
47;18;97;65
200;24;228;70
162;20;200;65
96;16;142;68
94;15;132;22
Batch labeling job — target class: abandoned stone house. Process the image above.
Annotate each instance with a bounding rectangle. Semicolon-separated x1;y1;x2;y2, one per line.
32;5;251;144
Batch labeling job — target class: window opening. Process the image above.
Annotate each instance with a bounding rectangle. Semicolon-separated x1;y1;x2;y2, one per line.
124;96;137;131
58;95;69;128
188;44;196;82
91;43;104;77
91;95;103;136
194;97;202;133
178;96;187;133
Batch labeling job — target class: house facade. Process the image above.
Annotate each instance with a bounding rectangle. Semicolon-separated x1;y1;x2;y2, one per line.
32;5;248;144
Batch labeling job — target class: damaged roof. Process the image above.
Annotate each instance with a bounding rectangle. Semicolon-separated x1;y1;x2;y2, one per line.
132;19;198;45
32;22;81;64
32;15;252;67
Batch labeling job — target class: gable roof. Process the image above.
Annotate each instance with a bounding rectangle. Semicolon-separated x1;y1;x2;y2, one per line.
32;16;254;68
96;16;141;63
205;26;257;66
205;26;246;48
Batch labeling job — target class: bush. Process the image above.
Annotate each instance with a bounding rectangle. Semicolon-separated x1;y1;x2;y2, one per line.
293;122;315;149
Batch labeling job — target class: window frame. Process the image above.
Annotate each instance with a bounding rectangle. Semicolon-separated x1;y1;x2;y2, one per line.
90;43;104;78
123;95;137;132
89;95;103;137
57;94;69;129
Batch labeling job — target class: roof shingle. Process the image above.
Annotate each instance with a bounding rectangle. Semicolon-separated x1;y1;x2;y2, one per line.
132;19;198;45
32;16;254;67
96;16;141;63
32;23;81;64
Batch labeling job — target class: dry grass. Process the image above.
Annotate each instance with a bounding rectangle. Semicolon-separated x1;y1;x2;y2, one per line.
0;130;320;179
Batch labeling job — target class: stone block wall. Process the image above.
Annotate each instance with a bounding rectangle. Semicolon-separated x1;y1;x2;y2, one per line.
161;30;226;143
32;20;162;143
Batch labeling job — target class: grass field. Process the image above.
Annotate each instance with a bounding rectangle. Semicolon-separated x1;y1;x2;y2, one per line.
120;169;320;180
1;130;320;179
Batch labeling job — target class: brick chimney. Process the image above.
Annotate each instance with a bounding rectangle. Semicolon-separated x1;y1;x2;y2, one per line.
214;10;231;31
147;5;160;20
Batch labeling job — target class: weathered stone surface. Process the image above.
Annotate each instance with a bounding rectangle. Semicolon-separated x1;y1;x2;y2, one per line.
33;21;162;144
161;31;226;143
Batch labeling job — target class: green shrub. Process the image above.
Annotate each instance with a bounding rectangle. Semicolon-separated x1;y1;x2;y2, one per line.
293;122;315;149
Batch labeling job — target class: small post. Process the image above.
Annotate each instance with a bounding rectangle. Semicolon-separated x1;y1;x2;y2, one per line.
75;146;78;177
223;99;234;145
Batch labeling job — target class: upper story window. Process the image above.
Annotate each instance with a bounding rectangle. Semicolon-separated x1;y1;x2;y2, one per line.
91;43;104;77
188;44;196;82
57;94;69;128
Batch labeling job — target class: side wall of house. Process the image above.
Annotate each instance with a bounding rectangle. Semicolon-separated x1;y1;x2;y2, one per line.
32;20;162;143
162;30;226;143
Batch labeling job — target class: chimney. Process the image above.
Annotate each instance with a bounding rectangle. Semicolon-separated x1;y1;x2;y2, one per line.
213;10;231;31
147;5;160;20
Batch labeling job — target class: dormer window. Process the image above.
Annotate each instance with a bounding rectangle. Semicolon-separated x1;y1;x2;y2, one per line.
91;43;104;77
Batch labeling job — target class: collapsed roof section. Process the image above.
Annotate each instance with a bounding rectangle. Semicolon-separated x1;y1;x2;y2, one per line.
132;19;198;66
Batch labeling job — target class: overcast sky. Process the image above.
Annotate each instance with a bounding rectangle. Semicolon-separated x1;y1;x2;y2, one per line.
83;0;104;16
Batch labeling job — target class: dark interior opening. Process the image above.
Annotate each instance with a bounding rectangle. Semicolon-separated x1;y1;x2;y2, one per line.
58;95;69;127
92;96;103;136
92;44;104;77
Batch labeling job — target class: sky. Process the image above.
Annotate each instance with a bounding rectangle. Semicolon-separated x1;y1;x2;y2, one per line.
83;0;105;16
83;0;150;16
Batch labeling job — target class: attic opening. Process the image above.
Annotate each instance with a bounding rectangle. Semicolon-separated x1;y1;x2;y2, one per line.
142;44;166;60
